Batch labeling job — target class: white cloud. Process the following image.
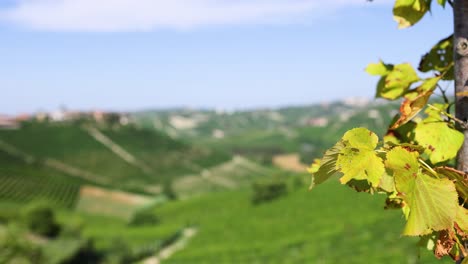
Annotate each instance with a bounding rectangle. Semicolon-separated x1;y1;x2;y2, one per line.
0;0;388;32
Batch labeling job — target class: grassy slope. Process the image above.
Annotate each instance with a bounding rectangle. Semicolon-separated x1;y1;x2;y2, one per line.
0;123;147;190
153;179;451;264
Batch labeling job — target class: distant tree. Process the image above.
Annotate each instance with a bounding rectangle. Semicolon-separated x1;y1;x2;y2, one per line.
23;203;61;238
251;180;287;205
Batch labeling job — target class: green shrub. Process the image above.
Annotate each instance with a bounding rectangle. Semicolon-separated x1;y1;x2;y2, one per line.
251;180;288;205
23;203;61;238
128;209;159;226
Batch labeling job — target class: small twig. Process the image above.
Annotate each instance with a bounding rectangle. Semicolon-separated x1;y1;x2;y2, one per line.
436;83;450;105
427;104;468;129
448;0;454;8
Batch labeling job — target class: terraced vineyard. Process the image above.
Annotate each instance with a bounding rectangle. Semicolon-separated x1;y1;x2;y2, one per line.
0;150;84;208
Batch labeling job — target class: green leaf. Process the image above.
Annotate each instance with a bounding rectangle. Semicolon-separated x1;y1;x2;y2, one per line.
414;121;464;164
437;0;447;8
393;0;430;29
310;141;345;187
365;60;393;76
418;35;453;80
386;147;458;236
376;63;420;100
336;128;385;187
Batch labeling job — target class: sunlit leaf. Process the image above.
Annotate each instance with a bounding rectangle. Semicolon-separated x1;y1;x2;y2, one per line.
414;121;464;164
310;141;345;187
455;206;468;235
393;0;430;29
336;128;385;187
377;63;419;100
365;60;393;76
386;147;458;236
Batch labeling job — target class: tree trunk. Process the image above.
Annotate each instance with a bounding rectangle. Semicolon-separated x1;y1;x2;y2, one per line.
454;0;468;172
454;1;468;261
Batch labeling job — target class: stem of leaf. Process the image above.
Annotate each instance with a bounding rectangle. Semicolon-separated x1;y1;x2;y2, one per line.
427;104;468;129
418;158;440;179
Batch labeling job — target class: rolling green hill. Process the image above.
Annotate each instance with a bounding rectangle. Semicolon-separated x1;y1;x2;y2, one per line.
133;100;399;164
0;122;230;194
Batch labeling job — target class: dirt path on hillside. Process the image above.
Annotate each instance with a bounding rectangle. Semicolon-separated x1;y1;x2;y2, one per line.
0;139;109;184
83;126;152;173
272;153;308;173
142;227;198;264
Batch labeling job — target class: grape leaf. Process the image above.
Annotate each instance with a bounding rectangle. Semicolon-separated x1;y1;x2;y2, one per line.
391;76;441;129
414;121;464;164
365;60;393;76
378;63;419;100
386;147;458;236
437;0;447;7
435;166;468;204
336;128;385;187
393;0;429;29
455;206;468;235
310;141;345;187
419;35;454;80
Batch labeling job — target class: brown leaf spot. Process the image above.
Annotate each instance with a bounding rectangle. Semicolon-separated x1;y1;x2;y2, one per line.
428;145;436;152
404;163;411;170
434;230;455;259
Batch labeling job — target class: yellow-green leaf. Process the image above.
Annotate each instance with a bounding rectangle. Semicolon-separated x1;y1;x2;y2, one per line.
455;206;468;234
376;63;419;100
435;166;468;203
386;147;458;236
310;141;345;187
393;0;429;29
336;128;384;187
365;60;393;76
414;122;464;164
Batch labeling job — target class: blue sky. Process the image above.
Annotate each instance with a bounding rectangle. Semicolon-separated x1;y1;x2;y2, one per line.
0;0;453;114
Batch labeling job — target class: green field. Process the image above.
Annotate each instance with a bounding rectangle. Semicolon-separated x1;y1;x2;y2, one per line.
152;178;451;264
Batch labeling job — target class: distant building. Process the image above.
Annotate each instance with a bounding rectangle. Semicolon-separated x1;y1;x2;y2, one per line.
343;97;370;107
305;117;328;127
212;129;225;139
0;115;19;130
169;115;198;130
